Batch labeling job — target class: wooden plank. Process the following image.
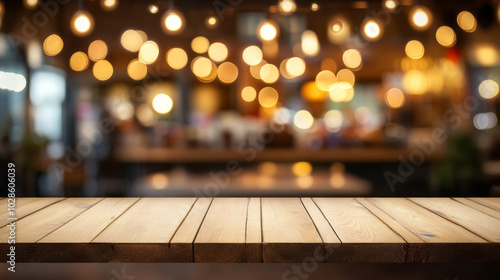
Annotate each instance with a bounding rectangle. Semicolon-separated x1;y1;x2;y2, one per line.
467;198;500;213
0;198;102;262
0;197;65;227
367;198;497;263
32;198;139;262
194;198;248;262
452;198;500;220
261;198;323;262
300;198;341;263
40;198;139;243
301;198;340;244
356;198;424;244
368;198;486;243
170;197;213;262
0;198;102;243
410;198;500;242
93;197;196;262
246;197;262;262
314;198;406;262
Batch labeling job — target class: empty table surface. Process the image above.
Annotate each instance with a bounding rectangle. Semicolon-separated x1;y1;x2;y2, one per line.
1;197;499;263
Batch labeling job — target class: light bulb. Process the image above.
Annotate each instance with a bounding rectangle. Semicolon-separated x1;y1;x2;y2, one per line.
383;0;398;11
311;3;319;11
100;0;118;11
362;18;383;41
71;10;94;37
278;0;296;15
409;5;432;31
148;4;159;14
258;20;279;41
206;16;218;28
23;0;38;9
330;19;343;33
161;9;185;34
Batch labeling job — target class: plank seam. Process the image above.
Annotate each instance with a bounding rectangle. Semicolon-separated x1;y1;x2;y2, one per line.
259;197;263;263
0;197;68;229
167;197;199;245
89;198;142;243
465;198;500;212
191;197;214;263
354;198;411;243
300;198;325;244
406;198;490;243
35;198;104;243
310;198;342;245
354;198;410;263
451;198;500;221
244;197;250;262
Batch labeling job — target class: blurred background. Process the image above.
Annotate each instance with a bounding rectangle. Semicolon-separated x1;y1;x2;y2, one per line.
0;0;499;198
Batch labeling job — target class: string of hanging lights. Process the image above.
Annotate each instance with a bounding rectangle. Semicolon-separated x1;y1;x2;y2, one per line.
6;0;494;87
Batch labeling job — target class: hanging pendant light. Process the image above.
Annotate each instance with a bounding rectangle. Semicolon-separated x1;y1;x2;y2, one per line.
161;0;185;34
100;0;119;11
278;0;296;15
257;19;279;42
409;5;432;31
361;17;383;41
71;0;94;37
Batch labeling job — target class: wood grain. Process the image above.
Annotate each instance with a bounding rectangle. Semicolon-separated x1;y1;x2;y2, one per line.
410;198;500;242
93;197;196;262
367;198;497;262
1;197;498;263
368;198;486;243
170;197;213;262
314;198;406;262
0;197;65;227
0;198;102;243
246;197;262;262
261;198;323;262
194;198;248;262
452;198;500;220
467;198;500;213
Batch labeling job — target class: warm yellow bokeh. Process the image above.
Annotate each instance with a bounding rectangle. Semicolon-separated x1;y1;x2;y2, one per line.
342;49;362;69
385;88;405;108
217;62;239;84
191;36;210;54
436;26;456;47
242;45;263;66
88;40;108;62
260;64;280;84
121;30;145;52
152;93;173;114
43;34;64;56
241;86;257;102
139;41;159;64
93;60;113;81
69;51;89;71
315;70;336;91
167;48;188;70
405;40;425;60
292;162;312;176
293;110;314;130
336;69;355;89
208;42;228;63
258;87;279;108
457;11;477;33
127;59;147;80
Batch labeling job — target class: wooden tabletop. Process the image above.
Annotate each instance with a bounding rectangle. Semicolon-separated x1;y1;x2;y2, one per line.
1;197;499;263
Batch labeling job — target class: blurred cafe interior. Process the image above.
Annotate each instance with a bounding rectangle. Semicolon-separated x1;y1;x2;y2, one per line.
0;0;499;198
